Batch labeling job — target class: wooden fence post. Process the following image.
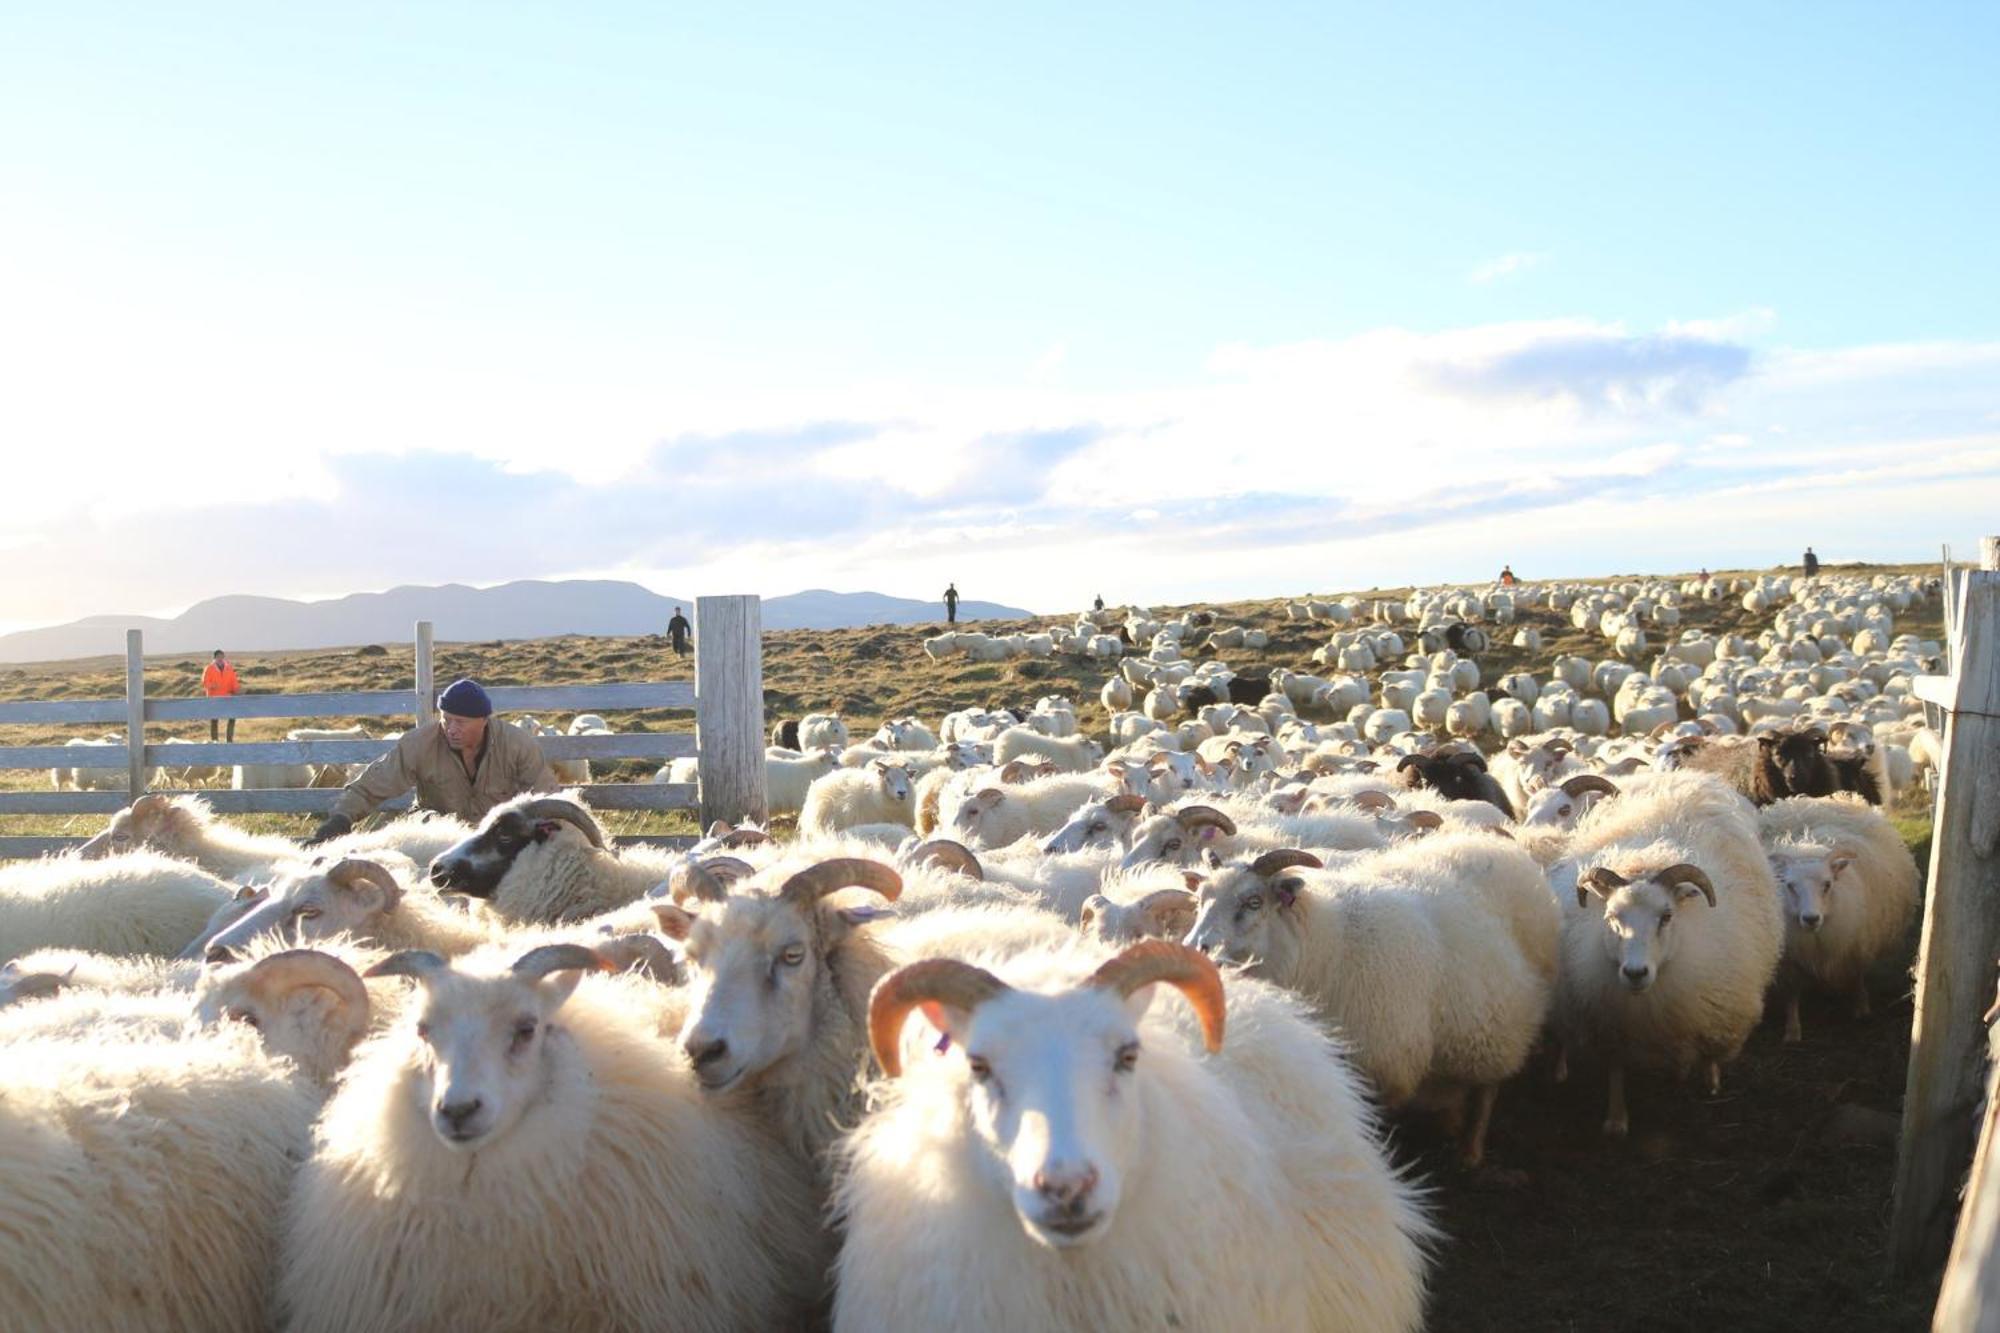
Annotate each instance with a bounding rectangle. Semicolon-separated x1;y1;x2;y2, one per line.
1890;538;2000;1275
124;629;146;800
694;595;766;829
414;621;435;729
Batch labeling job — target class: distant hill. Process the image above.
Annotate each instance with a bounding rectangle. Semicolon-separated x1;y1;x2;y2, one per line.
0;581;1036;664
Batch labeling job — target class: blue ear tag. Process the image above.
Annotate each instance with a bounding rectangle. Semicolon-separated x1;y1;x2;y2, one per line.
934;1033;952;1054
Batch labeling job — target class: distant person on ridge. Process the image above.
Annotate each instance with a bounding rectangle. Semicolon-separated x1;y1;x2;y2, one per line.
304;678;557;844
201;649;241;742
1093;593;1105;612
1802;546;1820;577
667;606;692;658
943;582;959;625
1498;565;1517;587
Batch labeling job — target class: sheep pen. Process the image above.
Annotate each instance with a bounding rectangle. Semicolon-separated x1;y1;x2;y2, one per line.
0;562;1951;1330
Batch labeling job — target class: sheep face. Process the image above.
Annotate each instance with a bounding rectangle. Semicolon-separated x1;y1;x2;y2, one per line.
1118;808;1235;870
207;858;405;953
1576;867;1715;992
1769;849;1854;934
369;947;600;1150
1079;888;1197;945
935;984;1155;1247
1041;799;1146;855
1145;751;1204;803
192;947;371;1084
1758;730;1836;798
428;797;605;896
871;761;914;805
671;896;857;1092
951;788;1010;846
1182;861;1315;983
77;792;202;859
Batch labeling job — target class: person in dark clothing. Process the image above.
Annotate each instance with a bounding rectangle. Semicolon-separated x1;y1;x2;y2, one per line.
1803;547;1820;577
1093;593;1105;612
667;607;692;657
1498;565;1517;586
943;583;959;625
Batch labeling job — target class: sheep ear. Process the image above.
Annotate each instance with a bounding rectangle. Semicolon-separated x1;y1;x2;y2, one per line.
649;903;695;940
917;1000;975;1047
1079;894;1110;930
1828;851;1856;878
1181;871;1205;893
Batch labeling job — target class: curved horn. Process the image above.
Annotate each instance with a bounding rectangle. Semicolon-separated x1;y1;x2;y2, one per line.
1105;794;1148;816
667;855;756;905
243;949;369;1018
718;827;771;849
1559;775;1620;800
1172;805;1237;835
1652;863;1717;908
1089;941;1226;1054
595;934;681;983
905;839;984;881
778;858;904;910
868;959;1010;1077
998;760;1036;784
1348;789;1396;812
516;798;607;849
365;950;449;981
1405;810;1445;830
2;970;70;1002
1250;849;1324;878
511;943;609;981
204;944;241;967
1543;738;1574;757
1577;865;1630;906
326;858;403;910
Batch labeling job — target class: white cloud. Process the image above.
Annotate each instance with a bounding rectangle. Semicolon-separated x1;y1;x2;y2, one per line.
1468;251;1547;284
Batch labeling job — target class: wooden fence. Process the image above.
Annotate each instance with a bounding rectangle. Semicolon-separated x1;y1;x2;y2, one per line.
0;595;768;857
1888;538;2000;1288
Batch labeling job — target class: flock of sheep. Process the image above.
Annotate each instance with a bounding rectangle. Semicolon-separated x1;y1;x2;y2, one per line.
0;569;1938;1330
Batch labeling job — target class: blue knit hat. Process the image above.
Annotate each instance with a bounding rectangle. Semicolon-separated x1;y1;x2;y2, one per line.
437;679;493;718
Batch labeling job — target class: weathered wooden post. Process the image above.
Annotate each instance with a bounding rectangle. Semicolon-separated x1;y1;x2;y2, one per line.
414;620;435;728
694;595;767;828
124;629;146;800
1891;537;2000;1276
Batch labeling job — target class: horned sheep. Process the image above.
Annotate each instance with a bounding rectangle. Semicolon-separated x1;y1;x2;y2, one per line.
835;940;1434;1331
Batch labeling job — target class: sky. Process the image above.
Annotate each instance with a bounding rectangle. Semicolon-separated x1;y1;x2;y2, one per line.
1;2;1996;630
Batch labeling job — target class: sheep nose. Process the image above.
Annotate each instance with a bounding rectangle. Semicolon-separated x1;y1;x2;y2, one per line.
1800;913;1824;931
427;860;456;888
684;1035;728;1068
1621;964;1651;983
1032;1164;1099;1206
436;1097;483;1131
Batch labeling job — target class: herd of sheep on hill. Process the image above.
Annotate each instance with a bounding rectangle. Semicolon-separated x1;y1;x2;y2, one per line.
0;569;1941;1329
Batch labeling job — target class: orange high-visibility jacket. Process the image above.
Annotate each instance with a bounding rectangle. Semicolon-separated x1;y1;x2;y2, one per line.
201;660;241;697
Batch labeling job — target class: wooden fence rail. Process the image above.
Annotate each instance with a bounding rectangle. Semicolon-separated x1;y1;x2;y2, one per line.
0;596;767;858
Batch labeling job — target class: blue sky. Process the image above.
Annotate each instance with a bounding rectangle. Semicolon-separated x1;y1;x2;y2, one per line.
1;3;1995;626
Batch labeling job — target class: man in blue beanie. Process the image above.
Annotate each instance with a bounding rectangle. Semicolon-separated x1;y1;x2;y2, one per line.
305;677;558;844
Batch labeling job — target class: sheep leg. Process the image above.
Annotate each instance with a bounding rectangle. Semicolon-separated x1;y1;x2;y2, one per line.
1552;1043;1569;1084
1783;994;1803;1044
1603;1065;1629;1138
1704;1061;1721;1096
1461;1083;1498;1168
1850;984;1872;1020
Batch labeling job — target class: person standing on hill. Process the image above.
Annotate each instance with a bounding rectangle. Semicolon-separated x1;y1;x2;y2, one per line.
1093;593;1105;612
304;678;557;845
943;582;959;625
201;649;241;742
1498;565;1517;587
1803;546;1820;577
667;606;692;658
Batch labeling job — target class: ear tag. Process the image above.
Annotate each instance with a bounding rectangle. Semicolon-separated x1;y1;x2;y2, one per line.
534;820;563;839
934;1033;952;1054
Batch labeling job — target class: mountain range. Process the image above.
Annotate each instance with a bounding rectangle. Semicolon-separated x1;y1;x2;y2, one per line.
0;581;1036;664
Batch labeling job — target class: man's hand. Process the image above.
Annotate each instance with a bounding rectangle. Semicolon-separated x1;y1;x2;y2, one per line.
303;813;352;847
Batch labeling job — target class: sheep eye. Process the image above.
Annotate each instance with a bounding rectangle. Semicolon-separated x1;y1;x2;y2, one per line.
1114;1042;1139;1073
778;944;806;967
510;1019;537;1051
968;1055;992;1083
230;1007;260;1029
1659;911;1674;926
1089;822;1106;833
415;1022;431;1040
1241;895;1264;912
1164;839;1182;852
296;906;322;920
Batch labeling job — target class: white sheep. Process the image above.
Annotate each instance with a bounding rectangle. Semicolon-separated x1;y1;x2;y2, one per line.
947;773;1114;850
0;947;373;1330
992;725;1104;773
1551;770;1783;1135
0;851;236;964
279;945;826;1331
1184;833;1558;1164
836;940;1434;1331
799;712;852;749
764;746;842;815
77;792;468;881
203;856;501;959
799;759;917;837
1755;795;1919;1042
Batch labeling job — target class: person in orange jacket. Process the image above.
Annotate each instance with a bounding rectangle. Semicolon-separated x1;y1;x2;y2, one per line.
201;649;241;741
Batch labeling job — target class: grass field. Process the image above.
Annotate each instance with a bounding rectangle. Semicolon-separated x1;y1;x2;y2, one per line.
0;561;1951;1327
